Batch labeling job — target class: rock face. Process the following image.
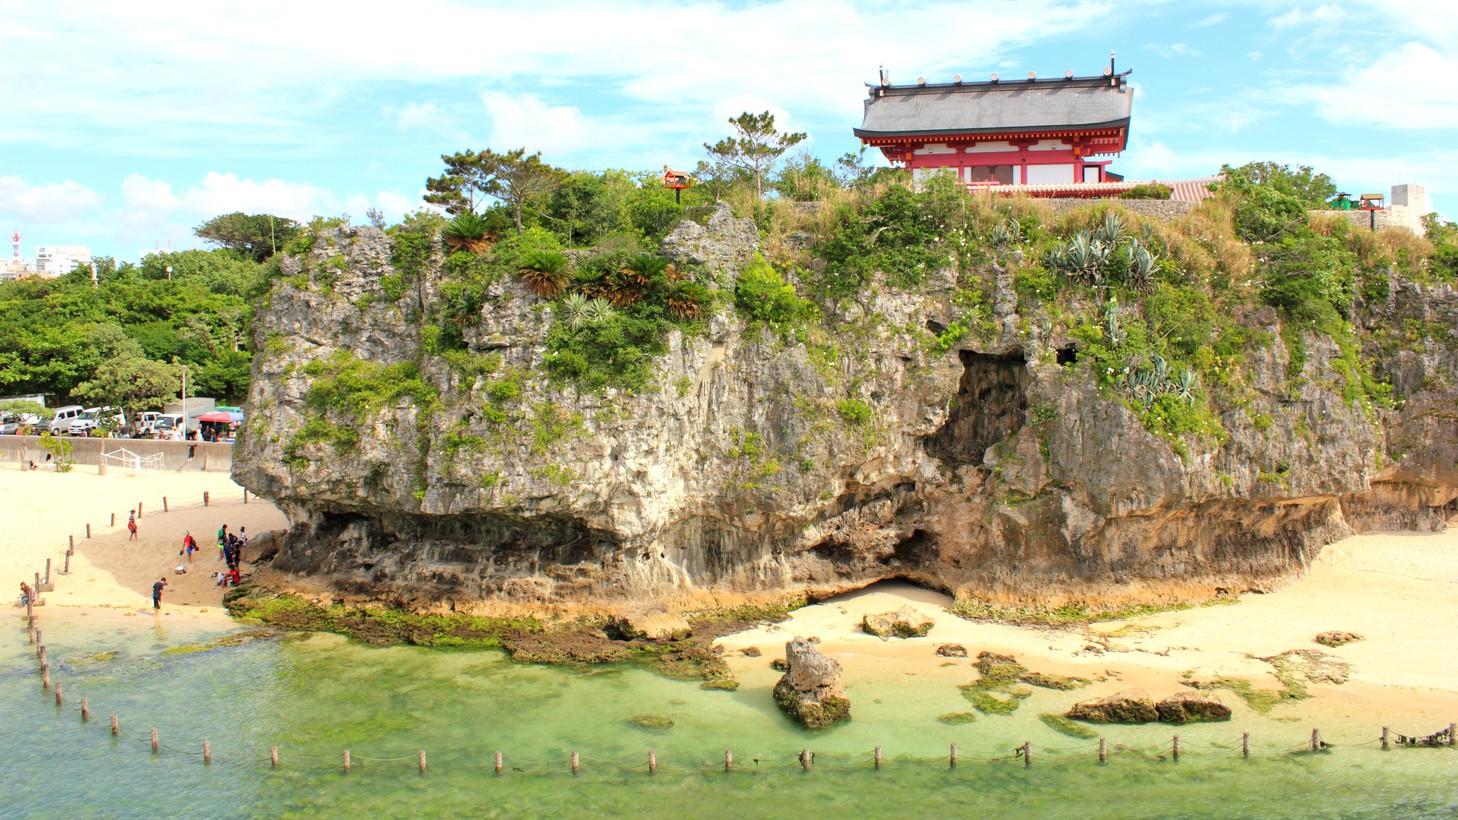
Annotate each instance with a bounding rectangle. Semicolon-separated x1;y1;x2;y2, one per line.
1067;689;1159;724
773;637;850;729
1155;691;1232;724
862;605;935;639
231;215;1458;613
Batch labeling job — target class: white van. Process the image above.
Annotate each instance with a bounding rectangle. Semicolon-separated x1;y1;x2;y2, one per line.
45;405;85;435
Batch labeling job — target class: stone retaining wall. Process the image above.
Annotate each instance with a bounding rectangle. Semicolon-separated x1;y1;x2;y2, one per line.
1039;199;1196;221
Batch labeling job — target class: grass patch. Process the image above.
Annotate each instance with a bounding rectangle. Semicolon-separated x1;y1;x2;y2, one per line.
225;588;540;649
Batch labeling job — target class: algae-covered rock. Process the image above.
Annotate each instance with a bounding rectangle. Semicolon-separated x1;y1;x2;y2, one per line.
1315;631;1363;648
1155;691;1232;724
862;606;935;640
1067;689;1159;724
773;636;850;729
629;714;675;732
935;643;968;658
1040;712;1100;738
938;712;978;725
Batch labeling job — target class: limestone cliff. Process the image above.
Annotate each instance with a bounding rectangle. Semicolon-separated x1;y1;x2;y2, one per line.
233;204;1457;612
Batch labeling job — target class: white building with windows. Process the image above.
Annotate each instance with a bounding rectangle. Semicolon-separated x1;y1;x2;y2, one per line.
35;245;91;277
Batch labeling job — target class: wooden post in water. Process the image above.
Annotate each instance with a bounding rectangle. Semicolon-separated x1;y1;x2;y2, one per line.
571;751;580;776
418;750;427;774
949;743;958;769
37;645;45;666
164;497;169;513
271;747;279;768
494;751;504;776
1311;728;1321;752
1098;738;1107;765
203;740;211;765
647;751;655;775
800;749;811;771
1380;726;1389;751
81;697;90;721
1023;741;1032;769
54;681;62;706
111;715;119;736
35;572;41;596
62;552;70;575
151;729;159;753
1448;723;1456;747
342;750;351;773
45;558;51;584
42;667;50;691
1242;732;1250;759
724;749;732;773
1172;735;1180;762
874;746;883;770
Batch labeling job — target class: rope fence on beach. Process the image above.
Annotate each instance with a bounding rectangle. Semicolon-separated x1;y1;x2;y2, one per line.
14;546;1458;780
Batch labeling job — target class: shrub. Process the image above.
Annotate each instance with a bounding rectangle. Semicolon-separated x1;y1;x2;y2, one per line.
835;398;872;426
1121;183;1172;200
734;255;815;325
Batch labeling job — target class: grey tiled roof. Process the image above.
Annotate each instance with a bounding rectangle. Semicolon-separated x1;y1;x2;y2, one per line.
856;76;1133;139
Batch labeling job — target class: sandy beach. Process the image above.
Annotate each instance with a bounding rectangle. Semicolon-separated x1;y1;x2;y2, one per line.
1;464;287;617
716;528;1458;731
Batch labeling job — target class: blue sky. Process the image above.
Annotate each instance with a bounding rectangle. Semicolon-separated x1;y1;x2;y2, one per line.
2;0;1455;262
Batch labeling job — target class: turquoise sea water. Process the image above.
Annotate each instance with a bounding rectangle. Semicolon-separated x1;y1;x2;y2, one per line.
6;609;1456;819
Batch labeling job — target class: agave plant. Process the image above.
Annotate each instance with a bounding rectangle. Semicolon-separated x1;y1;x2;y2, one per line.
558;292;591;329
517;250;571;299
443;212;493;254
580;297;616;324
1093;212;1125;247
990;217;1024;246
1174;369;1199;406
1126;242;1159;291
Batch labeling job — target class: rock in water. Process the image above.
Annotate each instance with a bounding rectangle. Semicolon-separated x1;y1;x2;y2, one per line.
1156;691;1232;724
1315;630;1363;647
773;637;850;729
861;606;935;639
1067;689;1158;724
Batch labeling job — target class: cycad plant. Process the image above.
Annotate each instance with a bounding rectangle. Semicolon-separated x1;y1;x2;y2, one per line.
518;250;571;299
665;281;711;322
443;212;493;254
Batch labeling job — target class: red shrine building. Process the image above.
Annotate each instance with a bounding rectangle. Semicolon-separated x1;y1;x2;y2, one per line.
854;57;1133;190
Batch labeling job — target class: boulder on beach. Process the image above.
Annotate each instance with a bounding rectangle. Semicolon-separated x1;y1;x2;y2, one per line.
861;605;935;639
935;643;968;658
773;636;850;729
1156;691;1232;724
1315;631;1363;648
1067;689;1158;724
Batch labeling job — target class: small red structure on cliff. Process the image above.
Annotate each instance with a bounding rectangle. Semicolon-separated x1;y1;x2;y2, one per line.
855;54;1133;190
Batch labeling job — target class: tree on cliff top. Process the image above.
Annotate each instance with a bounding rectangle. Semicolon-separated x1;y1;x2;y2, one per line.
704;111;807;200
425;148;568;234
195;212;301;262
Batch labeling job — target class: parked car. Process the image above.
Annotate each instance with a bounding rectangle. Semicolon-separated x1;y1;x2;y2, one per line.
0;412;18;435
132;411;163;438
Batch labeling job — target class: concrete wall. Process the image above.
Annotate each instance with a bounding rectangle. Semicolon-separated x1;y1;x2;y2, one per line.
1326;206;1427;236
0;436;232;473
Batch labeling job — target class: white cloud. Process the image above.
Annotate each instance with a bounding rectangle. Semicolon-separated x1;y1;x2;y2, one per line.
1305;42;1458;129
0;177;103;222
180;172;342;222
392;102;441;131
1195;12;1227;27
480;92;594;155
1271;4;1346;31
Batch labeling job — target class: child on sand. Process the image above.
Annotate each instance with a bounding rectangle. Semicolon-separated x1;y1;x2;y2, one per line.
152;577;167;610
182;531;198;563
128;513;139;541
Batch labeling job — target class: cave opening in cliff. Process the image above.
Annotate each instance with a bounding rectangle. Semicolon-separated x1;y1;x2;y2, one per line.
1056;346;1077;365
925;350;1030;467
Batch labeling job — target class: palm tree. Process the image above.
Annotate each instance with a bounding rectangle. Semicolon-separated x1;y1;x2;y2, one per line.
517;250;570;299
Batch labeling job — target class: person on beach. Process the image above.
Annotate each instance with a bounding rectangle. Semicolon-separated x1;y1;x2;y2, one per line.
127;513;138;541
19;581;32;606
216;524;228;561
152;576;167;610
182;531;198;563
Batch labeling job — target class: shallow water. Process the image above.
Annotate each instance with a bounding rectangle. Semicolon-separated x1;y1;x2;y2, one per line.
7;609;1456;819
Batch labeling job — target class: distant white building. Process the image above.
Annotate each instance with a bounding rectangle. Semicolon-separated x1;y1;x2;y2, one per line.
35;245;91;277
